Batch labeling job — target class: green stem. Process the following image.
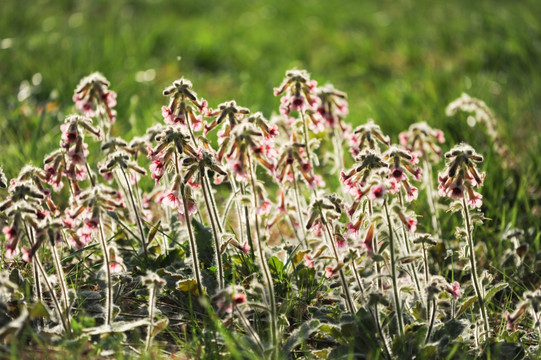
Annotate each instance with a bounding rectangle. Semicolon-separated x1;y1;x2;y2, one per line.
200;168;224;289
424;158;441;239
50;236;71;328
181;184;204;296
424;298;437;344
292;174;307;247
322;217;356;314
384;199;404;336
120;167;147;260
462;197;489;338
398;192;422;296
97;218;114;325
247;152;277;358
145;285;157;352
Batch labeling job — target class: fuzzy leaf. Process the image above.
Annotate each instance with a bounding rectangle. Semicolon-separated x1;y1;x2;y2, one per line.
292;249;311;267
456;295;478;318
29;302;50;319
84;319;150;336
485;282;508;302
177;279;201;296
192;218;215;269
151;318;169;337
282;319;320;354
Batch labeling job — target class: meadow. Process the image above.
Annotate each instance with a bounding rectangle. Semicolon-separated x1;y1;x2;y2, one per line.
1;0;541;358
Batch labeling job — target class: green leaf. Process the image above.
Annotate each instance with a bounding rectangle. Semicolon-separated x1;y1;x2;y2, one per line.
268;256;284;276
29;301;50;319
192;218;215;269
177;279;202;296
282;319;320;354
485;282;508;302
456;295;478;318
433;319;466;341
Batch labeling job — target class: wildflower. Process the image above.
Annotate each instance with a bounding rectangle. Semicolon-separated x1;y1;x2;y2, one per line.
438;143;485;208
162;78;207;129
304;255;314;268
205;100;250;135
325;266;334;278
73;72;117;122
109;247;125;273
305;84;349;133
446;281;462;300
399;122;445;161
349;120;390;156
274;69;317;117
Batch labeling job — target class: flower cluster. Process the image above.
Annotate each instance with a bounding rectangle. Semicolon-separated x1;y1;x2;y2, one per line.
438;143;485;208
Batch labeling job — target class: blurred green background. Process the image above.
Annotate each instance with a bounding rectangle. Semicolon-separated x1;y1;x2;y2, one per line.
1;0;541;245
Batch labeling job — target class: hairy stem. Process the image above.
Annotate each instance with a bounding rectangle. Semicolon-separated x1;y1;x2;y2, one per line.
322;217;356;314
120;167;147;259
145;285;157;352
200;167;224;289
384;199;404;336
181;184;204;295
247;152;277;358
463;197;489;339
97;218;113;325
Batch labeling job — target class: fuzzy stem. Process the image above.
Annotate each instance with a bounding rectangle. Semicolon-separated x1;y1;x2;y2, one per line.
462;197;489;339
145;285;157;352
424;158;441;239
292;174;307;247
34;252;70;334
398;192;422;296
50;235;71;327
200;167;224;289
181;184;204;296
384;199;404;336
120;167;147;259
247;152;277;358
424;298;437;344
239;182;255;261
204;175;224;234
322;217;356;314
97;218;113;325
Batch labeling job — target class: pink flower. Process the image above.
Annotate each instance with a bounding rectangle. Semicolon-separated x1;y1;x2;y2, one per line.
448;183;464;199
325;266;334;278
161;106;185;125
467;189;483;209
233;293;247;305
110;260;124;273
257;201;272;216
61;123;79;144
21;248;32;263
345;221;360;238
406;218;417;233
162;191;182;209
304;255;314;268
241;241;250;255
368;184;385;200
405;185;418;202
5;246;19;259
391;167;406;181
336;237;347;250
447;281;461;300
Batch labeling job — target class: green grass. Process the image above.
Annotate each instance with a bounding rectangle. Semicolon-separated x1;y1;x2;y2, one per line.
1;0;541;358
